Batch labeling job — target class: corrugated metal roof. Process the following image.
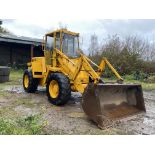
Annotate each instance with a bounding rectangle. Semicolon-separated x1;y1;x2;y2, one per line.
0;33;42;46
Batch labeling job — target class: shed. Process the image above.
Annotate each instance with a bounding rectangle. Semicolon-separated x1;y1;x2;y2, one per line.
0;33;43;67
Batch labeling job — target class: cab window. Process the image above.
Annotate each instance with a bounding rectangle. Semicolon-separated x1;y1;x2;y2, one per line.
56;32;60;50
62;33;79;57
46;36;54;51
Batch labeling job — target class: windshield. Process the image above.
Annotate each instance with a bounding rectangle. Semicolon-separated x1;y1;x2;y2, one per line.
46;36;54;51
62;33;79;57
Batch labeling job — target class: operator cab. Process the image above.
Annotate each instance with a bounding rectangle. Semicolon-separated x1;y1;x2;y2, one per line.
44;29;80;58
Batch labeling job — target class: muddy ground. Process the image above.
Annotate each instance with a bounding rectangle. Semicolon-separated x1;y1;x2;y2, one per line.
0;75;155;134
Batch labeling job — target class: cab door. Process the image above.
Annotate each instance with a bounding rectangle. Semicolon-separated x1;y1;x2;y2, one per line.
44;35;54;65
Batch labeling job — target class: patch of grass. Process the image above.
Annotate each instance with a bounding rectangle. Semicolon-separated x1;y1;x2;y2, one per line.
0;69;23;90
141;83;155;91
8;69;23;85
0;91;12;97
0;115;45;135
103;75;155;91
10;69;23;81
0;83;8;90
148;75;155;83
124;76;155;90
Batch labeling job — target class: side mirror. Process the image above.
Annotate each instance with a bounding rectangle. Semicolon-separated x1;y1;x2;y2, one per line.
42;36;45;51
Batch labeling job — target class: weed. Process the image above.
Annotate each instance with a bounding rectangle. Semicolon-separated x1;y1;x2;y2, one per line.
0;114;45;135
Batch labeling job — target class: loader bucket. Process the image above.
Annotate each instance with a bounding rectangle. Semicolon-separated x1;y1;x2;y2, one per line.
82;83;146;129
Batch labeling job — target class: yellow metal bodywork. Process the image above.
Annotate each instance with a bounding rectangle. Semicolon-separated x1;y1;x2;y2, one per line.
28;29;123;93
31;57;46;78
49;80;59;98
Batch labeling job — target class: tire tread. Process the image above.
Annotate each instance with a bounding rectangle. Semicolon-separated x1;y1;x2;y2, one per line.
46;73;71;105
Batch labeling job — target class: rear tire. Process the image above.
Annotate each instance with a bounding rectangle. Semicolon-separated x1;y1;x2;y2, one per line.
46;73;71;106
23;69;39;93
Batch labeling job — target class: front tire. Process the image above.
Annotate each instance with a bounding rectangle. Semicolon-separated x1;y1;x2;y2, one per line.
23;69;39;93
46;73;71;106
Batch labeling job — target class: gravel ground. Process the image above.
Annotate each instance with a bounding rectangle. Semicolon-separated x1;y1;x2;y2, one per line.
0;84;155;135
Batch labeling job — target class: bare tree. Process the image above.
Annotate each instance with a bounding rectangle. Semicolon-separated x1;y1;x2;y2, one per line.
148;43;155;61
0;20;10;34
101;34;123;54
124;36;155;61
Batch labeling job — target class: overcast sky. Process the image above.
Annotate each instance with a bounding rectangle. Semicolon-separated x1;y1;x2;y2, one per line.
2;19;155;53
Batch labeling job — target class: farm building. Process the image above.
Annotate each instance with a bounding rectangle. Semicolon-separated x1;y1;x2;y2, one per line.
0;33;43;67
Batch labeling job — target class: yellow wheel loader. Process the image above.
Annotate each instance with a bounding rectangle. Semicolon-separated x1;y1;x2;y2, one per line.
23;29;146;129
